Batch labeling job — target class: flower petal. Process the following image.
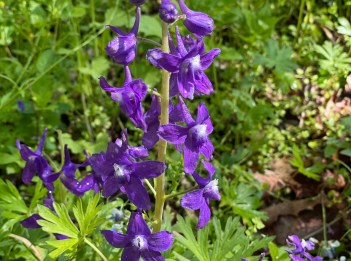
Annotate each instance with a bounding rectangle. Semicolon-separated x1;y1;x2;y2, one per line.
133;161;166;179
101;230;129;248
199;139;214;160
148;231;174;252
22;161;36;184
36;128;48;154
197;201;211;229
192;160;215;187
102;175;120;198
183;138;200;174
147;49;181;73
180;189;204;210
178;97;195;125
124;177;151;210
200;48;221;70
121;247;141;261
21;214;42;229
158;124;188;144
126;212;151;236
141;250;164;261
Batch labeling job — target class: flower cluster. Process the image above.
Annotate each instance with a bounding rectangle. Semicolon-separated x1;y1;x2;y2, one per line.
286;235;323;261
17;0;220;259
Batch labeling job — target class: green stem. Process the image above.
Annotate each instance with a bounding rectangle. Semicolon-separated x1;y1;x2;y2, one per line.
154;22;170;232
321;191;327;244
84;238;108;261
165;187;196;200
295;0;305;46
137;37;161;47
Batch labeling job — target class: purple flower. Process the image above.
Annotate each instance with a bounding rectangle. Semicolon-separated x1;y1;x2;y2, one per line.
177;0;214;37
147;27;220;99
105;7;140;65
180;161;220;229
142;94;184;149
100;66;147;130
101;212;173;261
129;0;146;6
286;235;323;261
90;142;165;210
158;98;213;174
59;145;99;197
16;128;59;191
159;0;179;24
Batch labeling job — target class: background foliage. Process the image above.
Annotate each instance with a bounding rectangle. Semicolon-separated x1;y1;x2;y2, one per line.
1;0;351;260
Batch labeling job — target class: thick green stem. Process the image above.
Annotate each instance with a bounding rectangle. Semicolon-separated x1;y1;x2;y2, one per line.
154;22;170;232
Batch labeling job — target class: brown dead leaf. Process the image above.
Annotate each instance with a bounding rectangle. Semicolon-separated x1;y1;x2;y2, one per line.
254;158;300;191
322;170;346;190
263;193;326;227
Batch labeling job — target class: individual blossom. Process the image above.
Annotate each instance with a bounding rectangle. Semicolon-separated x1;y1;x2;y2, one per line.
147;27;220;99
101;212;173;261
159;0;179;24
105;7;140;65
89;142;166;210
286;235;323;261
16;128;60;191
158;98;213;173
177;0;214;37
60;145;99;197
180;160;220;229
129;0;146;6
99;66;147;130
142;94;184;149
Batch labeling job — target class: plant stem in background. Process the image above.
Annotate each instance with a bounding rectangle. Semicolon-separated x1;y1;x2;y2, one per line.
154;22;170;232
84;238;108;261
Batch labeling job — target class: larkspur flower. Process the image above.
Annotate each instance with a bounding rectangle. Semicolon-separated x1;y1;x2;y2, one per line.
142;94;184;149
105;7;140;65
180;161;220;228
100;66;147;130
159;0;179;24
286;235;323;261
16;128;60;191
147;27;220;99
90;142;165;210
101;212;173;261
177;0;214;37
158;98;213;173
60;145;99;197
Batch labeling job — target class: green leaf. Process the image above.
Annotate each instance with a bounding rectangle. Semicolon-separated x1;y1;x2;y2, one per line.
46;239;79;259
36;50;57;73
175;216;210;261
0;152;19;165
37;203;79;239
0;178;28;215
139;16;162;37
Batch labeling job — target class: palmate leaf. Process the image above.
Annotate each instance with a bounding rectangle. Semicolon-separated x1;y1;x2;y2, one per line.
37;203;79;238
46;238;79;259
175;215;211;261
175;215;273;261
72;193;104;236
0;178;28;215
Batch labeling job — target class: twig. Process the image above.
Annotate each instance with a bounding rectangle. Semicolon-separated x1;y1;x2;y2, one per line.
9;234;44;261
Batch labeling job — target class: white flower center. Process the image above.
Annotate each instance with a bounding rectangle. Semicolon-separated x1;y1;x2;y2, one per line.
205;179;218;191
132;235;147;250
193;124;207;138
113;164;125;177
190;55;201;69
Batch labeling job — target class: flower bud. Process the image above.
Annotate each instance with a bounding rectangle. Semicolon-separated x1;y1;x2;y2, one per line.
129;0;146;6
105;7;140;65
178;0;214;37
159;0;178;24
